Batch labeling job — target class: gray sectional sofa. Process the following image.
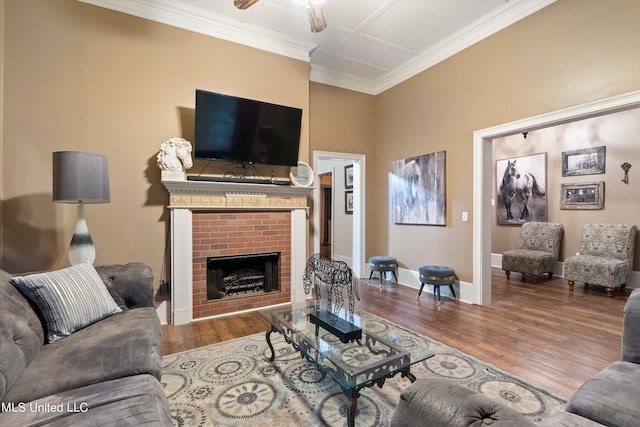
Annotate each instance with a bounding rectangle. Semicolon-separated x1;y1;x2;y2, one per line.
0;262;171;426
391;288;640;426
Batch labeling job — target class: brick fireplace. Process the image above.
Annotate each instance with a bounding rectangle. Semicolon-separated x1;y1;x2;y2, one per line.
192;211;291;318
162;179;312;325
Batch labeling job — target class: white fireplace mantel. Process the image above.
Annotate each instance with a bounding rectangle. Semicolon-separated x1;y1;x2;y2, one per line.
162;179;313;325
162;179;314;199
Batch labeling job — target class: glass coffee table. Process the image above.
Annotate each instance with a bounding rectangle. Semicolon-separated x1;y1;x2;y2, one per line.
259;301;434;427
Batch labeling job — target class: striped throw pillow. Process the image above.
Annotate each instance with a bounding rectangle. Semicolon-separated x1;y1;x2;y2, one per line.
11;263;122;343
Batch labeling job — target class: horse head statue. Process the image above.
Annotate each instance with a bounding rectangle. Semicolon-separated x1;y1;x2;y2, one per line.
157;137;193;172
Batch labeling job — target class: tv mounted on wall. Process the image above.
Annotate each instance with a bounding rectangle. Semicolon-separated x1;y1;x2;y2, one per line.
194;89;302;167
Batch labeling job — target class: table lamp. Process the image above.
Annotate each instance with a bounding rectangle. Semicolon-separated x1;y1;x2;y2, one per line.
52;151;111;265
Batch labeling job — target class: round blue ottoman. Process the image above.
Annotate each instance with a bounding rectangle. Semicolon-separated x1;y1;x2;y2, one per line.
368;256;398;286
418;265;457;302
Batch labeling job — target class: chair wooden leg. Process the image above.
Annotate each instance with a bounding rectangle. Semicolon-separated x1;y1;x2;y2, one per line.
568;280;575;291
605;287;614;297
532;275;538;284
548;272;553;280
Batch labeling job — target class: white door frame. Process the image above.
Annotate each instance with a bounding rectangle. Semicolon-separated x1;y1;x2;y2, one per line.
313;151;366;277
473;89;640;305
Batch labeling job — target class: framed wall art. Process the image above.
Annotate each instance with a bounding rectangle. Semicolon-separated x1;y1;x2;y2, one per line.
560;181;604;210
562;146;606;177
345;191;353;214
344;164;354;189
496;153;547;224
390;150;446;225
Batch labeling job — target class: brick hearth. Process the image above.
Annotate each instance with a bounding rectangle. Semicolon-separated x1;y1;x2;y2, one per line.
192;211;291;318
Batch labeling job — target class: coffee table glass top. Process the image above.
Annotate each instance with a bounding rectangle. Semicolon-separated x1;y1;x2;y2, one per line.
259;301;434;390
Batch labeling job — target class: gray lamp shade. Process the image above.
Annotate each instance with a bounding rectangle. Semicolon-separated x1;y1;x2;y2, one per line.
52;151;111;204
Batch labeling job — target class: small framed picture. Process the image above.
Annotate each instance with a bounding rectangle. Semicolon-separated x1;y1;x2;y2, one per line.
560;181;604;210
344;164;354;189
562;146;606;176
345;191;354;214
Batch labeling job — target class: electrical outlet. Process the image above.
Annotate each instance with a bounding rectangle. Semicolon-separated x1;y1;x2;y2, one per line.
462;212;469;222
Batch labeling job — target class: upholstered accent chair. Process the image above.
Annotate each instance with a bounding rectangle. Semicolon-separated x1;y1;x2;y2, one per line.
502;222;564;284
565;223;637;297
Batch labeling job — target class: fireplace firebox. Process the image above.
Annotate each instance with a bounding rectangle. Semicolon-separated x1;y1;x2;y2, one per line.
207;252;280;300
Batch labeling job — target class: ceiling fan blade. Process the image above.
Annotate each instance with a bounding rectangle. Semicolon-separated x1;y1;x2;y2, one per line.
308;2;327;33
234;0;259;10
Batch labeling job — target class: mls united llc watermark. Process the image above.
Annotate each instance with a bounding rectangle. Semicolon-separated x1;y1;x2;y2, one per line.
1;401;89;413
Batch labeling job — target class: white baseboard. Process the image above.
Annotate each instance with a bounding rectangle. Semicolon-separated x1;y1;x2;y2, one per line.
364;265;473;304
492;253;640;289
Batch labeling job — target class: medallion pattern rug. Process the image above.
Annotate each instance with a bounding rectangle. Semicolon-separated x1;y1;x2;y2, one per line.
162;312;565;426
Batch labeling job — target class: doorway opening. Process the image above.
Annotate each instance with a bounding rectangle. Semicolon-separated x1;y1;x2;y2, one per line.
313;151;366;277
473;90;640;305
318;170;333;258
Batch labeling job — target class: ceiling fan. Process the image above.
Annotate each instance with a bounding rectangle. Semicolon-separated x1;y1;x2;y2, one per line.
233;0;327;33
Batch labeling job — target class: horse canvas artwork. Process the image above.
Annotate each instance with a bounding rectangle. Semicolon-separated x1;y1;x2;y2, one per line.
390;150;446;225
496;153;547;224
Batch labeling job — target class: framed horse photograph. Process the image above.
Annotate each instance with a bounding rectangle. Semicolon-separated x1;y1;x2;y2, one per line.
390;150;446;225
496;153;547;225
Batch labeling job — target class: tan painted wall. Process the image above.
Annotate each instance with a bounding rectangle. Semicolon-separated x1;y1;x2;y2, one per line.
371;0;640;281
492;108;640;267
1;0;309;291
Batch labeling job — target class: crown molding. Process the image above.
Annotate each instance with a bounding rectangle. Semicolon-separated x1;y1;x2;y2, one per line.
79;0;555;95
310;65;379;95
372;0;556;94
79;0;314;62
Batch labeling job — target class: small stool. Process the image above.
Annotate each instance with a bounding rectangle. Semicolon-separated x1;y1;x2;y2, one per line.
418;265;457;301
368;256;398;286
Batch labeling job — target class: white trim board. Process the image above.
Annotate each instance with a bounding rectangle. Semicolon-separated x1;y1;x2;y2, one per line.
362;266;473;305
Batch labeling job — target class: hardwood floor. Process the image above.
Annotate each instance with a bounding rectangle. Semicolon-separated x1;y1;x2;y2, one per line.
161;268;628;400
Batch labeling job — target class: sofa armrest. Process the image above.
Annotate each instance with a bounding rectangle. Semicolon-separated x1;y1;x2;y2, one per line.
390;378;537;427
95;263;155;309
622;288;640;363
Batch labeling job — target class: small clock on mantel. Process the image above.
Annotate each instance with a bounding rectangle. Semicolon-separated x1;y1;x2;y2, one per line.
289;161;314;187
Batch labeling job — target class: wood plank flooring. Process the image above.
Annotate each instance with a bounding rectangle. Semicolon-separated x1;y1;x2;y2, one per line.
161;268;628;400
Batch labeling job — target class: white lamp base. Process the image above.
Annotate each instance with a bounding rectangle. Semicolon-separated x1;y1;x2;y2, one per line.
68;203;96;265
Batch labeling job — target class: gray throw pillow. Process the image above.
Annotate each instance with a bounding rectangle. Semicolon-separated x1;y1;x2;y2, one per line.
10;263;122;343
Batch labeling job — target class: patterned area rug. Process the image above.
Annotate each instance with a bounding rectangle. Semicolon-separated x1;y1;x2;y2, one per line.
162;311;565;426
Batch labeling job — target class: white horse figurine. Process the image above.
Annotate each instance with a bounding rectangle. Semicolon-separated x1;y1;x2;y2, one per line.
157;137;193;180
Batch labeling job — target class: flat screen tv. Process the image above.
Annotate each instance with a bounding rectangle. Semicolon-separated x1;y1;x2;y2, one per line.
194;89;302;167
